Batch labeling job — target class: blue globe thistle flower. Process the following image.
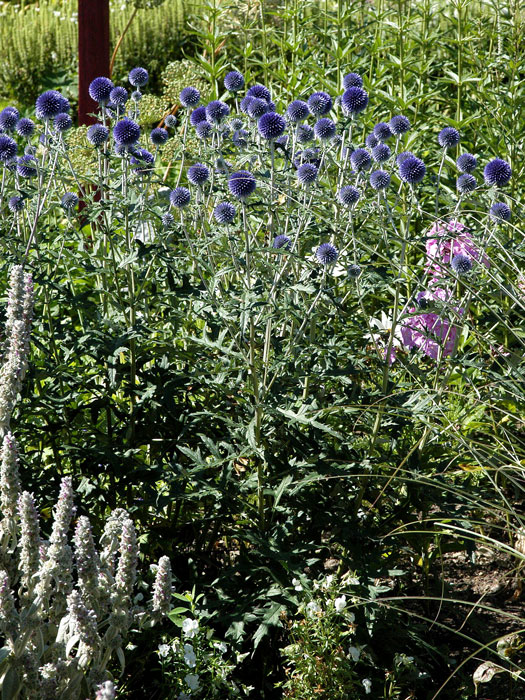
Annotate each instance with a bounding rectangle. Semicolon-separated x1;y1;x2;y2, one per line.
61;192;79;210
131;148;154;174
0;108;19;131
316;242;338;265
273;234;292;250
396;150;415;166
246;98;268;120
451;253;472;275
195;121;213;139
307;91;333;116
188;162;210;186
180;86;201;108
399;155;426;184
240;96;254;114
214;201;237;224
150;127;168;146
296;162;318;185
370;169;390;190
365;132;378;148
456;173;477;194
131;90;142;102
87;123;109;146
389;115;411;136
314;118;336;141
489;201;511;222
206;100;230;124
228;170;256;199
230;117;244;130
16;154;37;178
456;153;477;173
275;134;289;148
233;128;249;148
340;87;369;116
170;187;191;208
286;100;309;123
372;143;391;163
54;112;72;132
110;86;129;106
215;156;232;174
438;126;460;148
129;67;149;87
190;106;207;126
164;114;177;128
224;70;245;92
89;77;114;104
162;212;175;228
15;118;35;139
258;112;286;140
348;263;362;279
246;83;271;101
373;121;392;142
35;90;64;120
113;118;140;147
350;148;371;171
114;143;127;156
0;135;17;163
338;185;360;206
8;195;24;213
343;72;363;89
296;124;314;144
267;100;277;112
484;158;512;187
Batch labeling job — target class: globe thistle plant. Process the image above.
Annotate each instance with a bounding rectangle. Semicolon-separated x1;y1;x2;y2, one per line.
188;163;210;186
399;155;426;184
389;115;411;135
214;202;237;224
258;112;286;140
296;163;318;186
338;185;360;206
15;118;35;139
340;87;369;116
87;124;109;146
228;170;256;199
316;243;339;265
170;187;191;208
343;72;363;89
89;77;114;105
489;202;511;222
286;100;309;123
180;86;201;109
373;121;392;142
483;158;512;187
307;91;333;116
246;83;271;101
451;253;473;275
370;169;391;190
129;66;149;88
457;153;477;173
457;174;477;194
150;127;169;146
224;71;245;92
273;234;292;250
205;100;230;124
438;126;460;148
113;118;141;147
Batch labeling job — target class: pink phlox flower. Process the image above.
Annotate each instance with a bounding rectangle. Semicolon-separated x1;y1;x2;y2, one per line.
425;219;489;279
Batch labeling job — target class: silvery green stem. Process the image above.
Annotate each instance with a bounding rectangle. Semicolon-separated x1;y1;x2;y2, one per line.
17;491;40;603
152;555;172;616
110;518;138;634
66;589;101;668
73;517;100;611
0;433;21;548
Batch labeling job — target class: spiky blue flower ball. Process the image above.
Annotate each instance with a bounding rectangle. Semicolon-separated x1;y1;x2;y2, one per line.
365;132;378;149
348;263;362;279
131;90;142;102
214;201;237;224
307;91;333;116
456;153;477;173
164;114;177;128
190;106;207;126
17;154;37;177
296;162;318;185
451;254;472;275
36;90;64;119
150;127;168;146
399;155;426;184
240;96;254;114
489;202;511;222
247;83;271;101
114;143;127;156
370;169;391;190
180;86;201;108
54;113;72;132
373;121;392;142
286;100;309;123
15;118;35;139
131;148;154;174
258;112;286;140
314;118;336;141
350;148;371;171
129;67;149;87
341;87;369;116
87;123;109;146
457;174;477;194
372;143;391;163
267;100;277;112
89;77;114;104
195;121;212;139
170;187;191;208
224;70;245;92
206;100;230;124
110;86;129;106
316;243;338;265
389;115;411;135
8;195;24;213
343;72;363;89
396;150;415;166
228;170;256;199
438;127;460;148
296;124;314;144
113;118;140;147
162;212;175;228
484;158;512;187
273;234;292;250
188;163;210;186
0;107;19;131
230;117;243;130
338;185;360;206
233;128;249;148
0;135;17;163
61;192;79;210
247;98;268;120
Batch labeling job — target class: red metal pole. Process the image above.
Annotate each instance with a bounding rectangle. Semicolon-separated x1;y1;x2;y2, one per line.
78;0;110;126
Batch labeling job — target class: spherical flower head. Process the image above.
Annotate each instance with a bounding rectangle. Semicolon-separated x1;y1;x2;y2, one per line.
129;67;149;88
484;158;512;187
314;118;336;141
228;170;256;199
247;98;268;120
373;121;392;142
206;100;230;124
307;91;333;116
213;201;236;224
372;143;391;163
451;253;472;275
240;96;254;114
399;155;426;184
164;114;177;128
131;90;142;103
150;127;168;146
35;90;64;120
114;143;127;156
0;135;17;163
456;153;477;173
246;83;271;101
162;212;175;228
15;118;35;139
16;154;37;178
341;87;369;116
296;124;314;144
350;148;371;171
457;173;477;194
190;106;207;127
286;100;309;123
389;115;410;136
8;196;24;213
170;187;191;209
89;77;114;104
87;123;109;146
338;185;360;206
233;128;249;148
258;112;286;140
224;70;245;92
230;117;243;130
343;72;363;89
348;263;361;279
0;108;19;131
110;86;129;106
396;150;414;166
489;201;511;222
273;234;291;250
296;162;318;185
370;169;390;190
187;162;210;186
54;112;72;132
131;148;154;174
438;126;460;148
180;86;200;108
195;121;212;140
113;118;140;147
61;192;79;210
365;132;378;148
316;242;338;265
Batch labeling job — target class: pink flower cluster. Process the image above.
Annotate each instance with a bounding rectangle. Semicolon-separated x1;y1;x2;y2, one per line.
424;219;489;279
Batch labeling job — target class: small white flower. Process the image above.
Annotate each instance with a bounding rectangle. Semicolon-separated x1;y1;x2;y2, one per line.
322;574;334;590
182;617;199;638
306;601;321;617
292;578;303;592
183;643;196;668
348;645;361;662
185;673;200;691
334;595;347;612
157;643;170;658
362;678;372;694
347;611;355;623
215;641;227;654
172;639;181;652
